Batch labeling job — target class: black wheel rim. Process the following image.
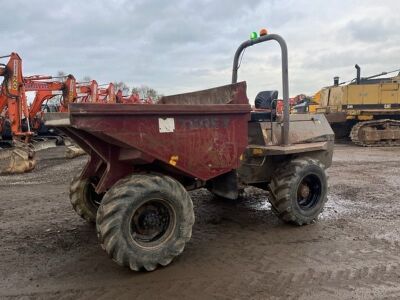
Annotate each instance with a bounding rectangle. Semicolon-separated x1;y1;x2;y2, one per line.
130;199;175;248
84;182;103;208
296;174;322;210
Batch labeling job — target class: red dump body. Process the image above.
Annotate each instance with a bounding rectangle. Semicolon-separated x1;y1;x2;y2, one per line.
49;82;251;193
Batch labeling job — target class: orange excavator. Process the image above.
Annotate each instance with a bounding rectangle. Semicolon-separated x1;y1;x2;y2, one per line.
116;90;140;104
24;74;77;131
116;90;154;104
0;53;35;173
0;52;150;172
0;53;80;173
97;83;116;103
25;78;118;160
24;75;83;159
76;80;98;103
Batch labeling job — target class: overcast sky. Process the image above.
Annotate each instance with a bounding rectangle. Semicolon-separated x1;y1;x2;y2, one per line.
1;0;399;102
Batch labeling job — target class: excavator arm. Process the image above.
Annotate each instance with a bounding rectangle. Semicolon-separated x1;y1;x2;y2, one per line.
59;75;77;112
25;74;77;115
25;80;63;120
0;53;32;138
28;91;57;120
76;80;98;103
0;53;35;173
98;83;116;103
116;89;141;104
0;88;7;113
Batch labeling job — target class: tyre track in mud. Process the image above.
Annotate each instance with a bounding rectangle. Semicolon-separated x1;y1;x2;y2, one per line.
1;144;400;299
4;261;400;299
3;218;400;299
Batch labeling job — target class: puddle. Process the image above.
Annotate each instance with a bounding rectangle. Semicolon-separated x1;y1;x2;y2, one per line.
319;194;352;220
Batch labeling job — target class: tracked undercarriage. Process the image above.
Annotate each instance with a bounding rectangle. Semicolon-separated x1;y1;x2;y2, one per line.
350;119;400;147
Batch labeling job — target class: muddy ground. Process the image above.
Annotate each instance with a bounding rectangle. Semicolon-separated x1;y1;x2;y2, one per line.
1;144;400;299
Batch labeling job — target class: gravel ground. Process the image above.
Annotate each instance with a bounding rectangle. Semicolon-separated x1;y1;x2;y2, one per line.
1;144;400;299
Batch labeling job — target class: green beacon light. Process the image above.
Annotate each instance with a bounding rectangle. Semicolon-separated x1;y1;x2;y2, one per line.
250;31;258;40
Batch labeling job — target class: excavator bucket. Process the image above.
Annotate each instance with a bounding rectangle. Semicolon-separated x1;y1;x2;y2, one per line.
0;143;36;174
65;144;86;159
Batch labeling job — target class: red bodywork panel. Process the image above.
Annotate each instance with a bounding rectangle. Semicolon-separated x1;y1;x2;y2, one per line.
54;82;251;193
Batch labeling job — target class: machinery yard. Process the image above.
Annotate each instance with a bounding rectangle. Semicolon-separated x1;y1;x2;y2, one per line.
1;143;400;299
1;1;400;299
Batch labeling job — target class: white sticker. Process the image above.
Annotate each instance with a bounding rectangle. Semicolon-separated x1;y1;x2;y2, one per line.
159;118;175;133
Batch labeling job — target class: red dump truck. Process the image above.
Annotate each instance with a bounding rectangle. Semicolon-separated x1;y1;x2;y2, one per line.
46;32;334;271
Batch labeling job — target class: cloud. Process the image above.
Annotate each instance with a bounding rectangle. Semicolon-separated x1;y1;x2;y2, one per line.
1;0;399;102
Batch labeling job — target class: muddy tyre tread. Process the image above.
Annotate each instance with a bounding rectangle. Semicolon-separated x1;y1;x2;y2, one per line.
69;174;99;223
96;173;194;271
268;157;327;226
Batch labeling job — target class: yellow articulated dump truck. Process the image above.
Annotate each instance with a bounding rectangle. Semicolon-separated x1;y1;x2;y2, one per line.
312;65;400;146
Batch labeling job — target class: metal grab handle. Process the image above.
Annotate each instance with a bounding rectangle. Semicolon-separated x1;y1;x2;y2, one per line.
232;34;290;146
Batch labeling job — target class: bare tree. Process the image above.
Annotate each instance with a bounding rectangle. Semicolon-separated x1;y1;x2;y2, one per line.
131;85;162;101
57;70;66;78
81;76;91;82
114;81;130;94
131;87;140;95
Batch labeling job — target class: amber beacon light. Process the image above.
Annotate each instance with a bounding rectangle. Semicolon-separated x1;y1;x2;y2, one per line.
259;28;268;36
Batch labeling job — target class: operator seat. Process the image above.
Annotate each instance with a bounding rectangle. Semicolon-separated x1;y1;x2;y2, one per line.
250;90;278;122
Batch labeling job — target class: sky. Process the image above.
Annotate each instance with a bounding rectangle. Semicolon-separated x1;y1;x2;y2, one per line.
1;0;400;102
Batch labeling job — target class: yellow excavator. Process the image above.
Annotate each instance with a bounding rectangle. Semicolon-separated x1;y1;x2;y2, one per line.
307;65;400;146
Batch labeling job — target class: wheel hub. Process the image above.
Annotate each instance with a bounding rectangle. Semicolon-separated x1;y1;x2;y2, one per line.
131;200;174;247
296;174;322;210
298;183;310;198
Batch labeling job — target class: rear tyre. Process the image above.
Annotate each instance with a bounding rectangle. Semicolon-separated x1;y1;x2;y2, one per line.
268;157;327;225
96;173;194;271
70;173;103;223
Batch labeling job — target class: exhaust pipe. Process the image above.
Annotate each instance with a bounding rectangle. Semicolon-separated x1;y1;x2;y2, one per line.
333;76;339;86
355;64;361;84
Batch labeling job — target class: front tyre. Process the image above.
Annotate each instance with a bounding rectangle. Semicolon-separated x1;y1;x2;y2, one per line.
96;173;194;271
268;157;327;225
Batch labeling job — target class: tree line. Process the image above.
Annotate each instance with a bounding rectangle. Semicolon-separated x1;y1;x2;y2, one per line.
113;81;162;100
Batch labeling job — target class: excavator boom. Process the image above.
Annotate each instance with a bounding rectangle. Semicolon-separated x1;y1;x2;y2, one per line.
76;80;98;103
98;83;116;103
24;74;77;115
0;53;35;173
0;53;32;138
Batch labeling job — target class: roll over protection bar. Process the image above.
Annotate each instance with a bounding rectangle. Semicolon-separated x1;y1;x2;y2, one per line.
232;34;290;146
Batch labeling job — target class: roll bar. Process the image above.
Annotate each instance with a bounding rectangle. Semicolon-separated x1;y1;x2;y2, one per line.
232;34;290;146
